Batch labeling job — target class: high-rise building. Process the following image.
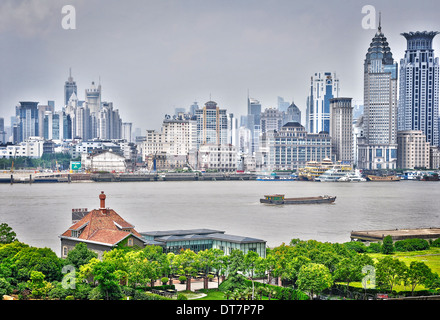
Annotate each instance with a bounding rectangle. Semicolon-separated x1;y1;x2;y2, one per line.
398;31;439;147
64;69;77;106
15;101;39;142
330;97;353;163
195;100;228;147
85;81;102;114
260;108;285;134
307;72;340;134
357;21;398;170
277;97;290;112
122;122;133;143
0;118;5;144
247;97;261;154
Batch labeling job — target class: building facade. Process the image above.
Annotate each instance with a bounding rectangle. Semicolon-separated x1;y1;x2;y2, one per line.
262;122;332;171
64;69;77;106
197;144;237;172
330;98;353;163
397;130;430;169
398;31;440;147
357;22;398;170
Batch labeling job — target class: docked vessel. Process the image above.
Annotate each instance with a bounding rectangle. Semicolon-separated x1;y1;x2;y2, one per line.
260;194;336;205
337;170;366;182
297;158;334;181
367;175;401;182
315;165;355;182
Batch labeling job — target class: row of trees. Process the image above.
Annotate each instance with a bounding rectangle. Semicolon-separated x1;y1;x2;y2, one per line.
0;153;78;171
1;223;439;300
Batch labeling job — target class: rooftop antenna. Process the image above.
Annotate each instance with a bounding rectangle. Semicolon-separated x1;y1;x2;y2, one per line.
378;12;382;33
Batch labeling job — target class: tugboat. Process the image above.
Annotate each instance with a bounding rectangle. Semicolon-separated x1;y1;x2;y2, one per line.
260;194;336;205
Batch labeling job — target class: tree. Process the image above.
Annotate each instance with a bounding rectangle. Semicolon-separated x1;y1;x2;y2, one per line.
27;271;53;299
0;223;17;244
376;256;407;293
296;263;333;299
65;243;98;270
92;260;122;300
12;247;63;282
405;261;433;295
381;235;394;254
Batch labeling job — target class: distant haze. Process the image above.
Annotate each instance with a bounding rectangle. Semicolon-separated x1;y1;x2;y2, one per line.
1;0;440;131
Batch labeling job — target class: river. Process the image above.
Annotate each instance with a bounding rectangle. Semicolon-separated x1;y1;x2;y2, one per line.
1;180;439;256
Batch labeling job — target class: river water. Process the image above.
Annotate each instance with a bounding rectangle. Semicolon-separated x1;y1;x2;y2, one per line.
1;180;439;256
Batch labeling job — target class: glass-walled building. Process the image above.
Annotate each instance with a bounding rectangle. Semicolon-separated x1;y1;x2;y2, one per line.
140;229;267;258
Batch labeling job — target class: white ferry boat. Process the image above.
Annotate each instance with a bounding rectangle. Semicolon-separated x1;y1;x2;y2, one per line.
338;170;367;182
316;166;352;182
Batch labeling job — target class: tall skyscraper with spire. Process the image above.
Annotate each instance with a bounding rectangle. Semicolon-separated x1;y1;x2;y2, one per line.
64;68;77;106
357;16;398;170
398;31;439;147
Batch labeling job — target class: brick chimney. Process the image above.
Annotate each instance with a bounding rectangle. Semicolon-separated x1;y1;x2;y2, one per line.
99;191;106;213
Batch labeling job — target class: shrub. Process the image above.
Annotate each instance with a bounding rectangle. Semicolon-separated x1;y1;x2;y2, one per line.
381;236;394;254
394;239;430;252
161;277;169;285
179;276;187;283
177;293;188;300
366;242;382;253
430;238;440;248
343;241;367;253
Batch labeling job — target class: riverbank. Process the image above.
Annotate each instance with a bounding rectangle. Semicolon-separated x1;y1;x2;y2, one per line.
0;172;257;183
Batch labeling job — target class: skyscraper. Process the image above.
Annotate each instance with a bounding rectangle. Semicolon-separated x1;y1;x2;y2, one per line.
398;31;439;147
330;97;353;163
247;96;261;154
85;81;102;114
307;72;340;134
15;101;39;142
64;69;77;106
357;20;398;170
195;100;228;147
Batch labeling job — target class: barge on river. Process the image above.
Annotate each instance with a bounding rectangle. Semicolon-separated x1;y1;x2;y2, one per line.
260;194;336;205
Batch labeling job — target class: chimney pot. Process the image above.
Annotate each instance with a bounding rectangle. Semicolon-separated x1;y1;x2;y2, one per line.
99;191;106;210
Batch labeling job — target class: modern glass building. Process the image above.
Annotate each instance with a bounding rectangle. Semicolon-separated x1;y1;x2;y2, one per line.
357;21;398;170
15;101;39;142
398;31;439;147
307;72;339;134
140;229;267;258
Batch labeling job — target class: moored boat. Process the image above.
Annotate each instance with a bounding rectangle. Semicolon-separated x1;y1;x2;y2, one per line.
260;194;336;205
367;175;401;182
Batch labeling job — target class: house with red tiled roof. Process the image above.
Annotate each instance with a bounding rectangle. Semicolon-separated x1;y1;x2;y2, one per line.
59;191;146;259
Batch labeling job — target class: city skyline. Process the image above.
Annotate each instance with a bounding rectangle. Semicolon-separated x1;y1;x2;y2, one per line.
1;0;440;132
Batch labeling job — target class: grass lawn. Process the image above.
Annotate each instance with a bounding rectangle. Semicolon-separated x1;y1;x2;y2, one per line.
367;247;440;274
345;247;440;293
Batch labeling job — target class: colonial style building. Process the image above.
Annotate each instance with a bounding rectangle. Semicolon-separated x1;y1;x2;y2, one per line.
60;192;146;259
260;122;332;171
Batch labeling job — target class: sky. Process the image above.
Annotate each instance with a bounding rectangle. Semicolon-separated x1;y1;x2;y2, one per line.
1;0;440;132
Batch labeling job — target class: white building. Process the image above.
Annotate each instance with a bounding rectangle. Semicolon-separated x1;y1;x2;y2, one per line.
0;137;45;159
198;144;237;172
82;150;126;172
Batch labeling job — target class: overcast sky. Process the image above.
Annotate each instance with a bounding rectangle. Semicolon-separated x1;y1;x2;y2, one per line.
1;0;440;132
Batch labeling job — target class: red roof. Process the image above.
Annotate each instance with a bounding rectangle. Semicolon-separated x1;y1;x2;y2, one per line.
61;204;143;247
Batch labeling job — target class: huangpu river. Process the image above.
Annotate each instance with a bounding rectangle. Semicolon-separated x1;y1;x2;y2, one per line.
1;180;440;256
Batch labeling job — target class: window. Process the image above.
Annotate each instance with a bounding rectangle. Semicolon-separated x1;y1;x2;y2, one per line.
63;246;68;258
127;238;133;246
